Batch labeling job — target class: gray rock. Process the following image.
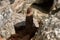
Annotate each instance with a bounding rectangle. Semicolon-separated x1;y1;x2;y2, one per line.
0;6;15;39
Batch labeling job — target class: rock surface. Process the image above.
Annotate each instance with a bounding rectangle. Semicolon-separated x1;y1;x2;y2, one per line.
0;0;36;40
0;0;60;40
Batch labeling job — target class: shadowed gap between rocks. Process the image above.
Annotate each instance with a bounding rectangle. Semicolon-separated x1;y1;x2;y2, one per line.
32;0;54;13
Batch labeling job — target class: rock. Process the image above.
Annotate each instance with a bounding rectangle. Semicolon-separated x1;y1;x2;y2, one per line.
32;11;60;40
0;6;16;39
0;0;15;39
0;0;60;40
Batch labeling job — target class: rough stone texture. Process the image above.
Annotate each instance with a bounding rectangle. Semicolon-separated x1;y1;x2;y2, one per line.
0;0;36;40
31;0;60;40
31;8;60;40
33;8;48;27
0;0;52;40
0;0;15;39
0;0;60;40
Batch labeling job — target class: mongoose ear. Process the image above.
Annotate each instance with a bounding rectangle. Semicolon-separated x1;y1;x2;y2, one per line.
9;0;15;4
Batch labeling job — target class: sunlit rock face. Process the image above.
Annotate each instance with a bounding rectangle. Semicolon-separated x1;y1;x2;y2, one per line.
41;16;60;40
31;0;60;40
0;0;15;39
34;10;60;40
0;6;15;39
52;0;60;10
56;0;60;8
